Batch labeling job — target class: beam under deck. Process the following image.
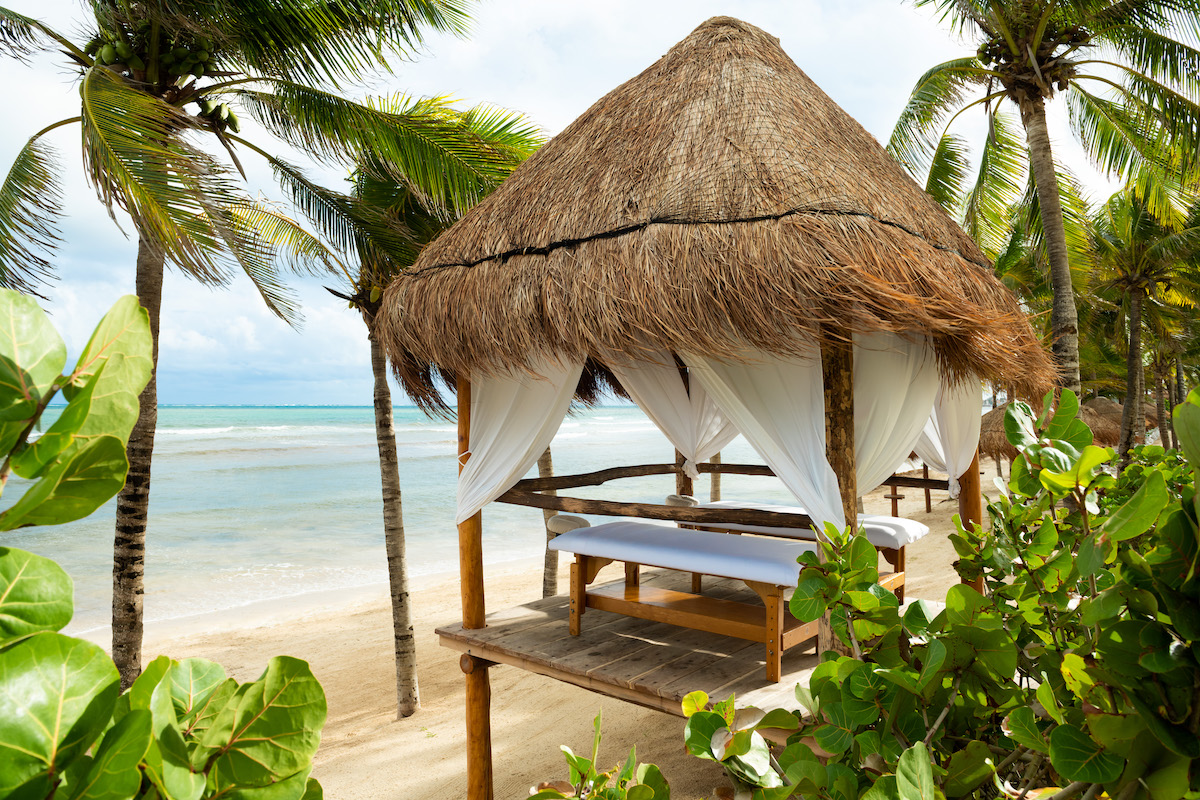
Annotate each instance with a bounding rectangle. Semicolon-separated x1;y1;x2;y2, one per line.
436;570;821;715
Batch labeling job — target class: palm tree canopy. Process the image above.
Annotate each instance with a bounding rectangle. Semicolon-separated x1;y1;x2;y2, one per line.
892;0;1200;220
0;1;527;323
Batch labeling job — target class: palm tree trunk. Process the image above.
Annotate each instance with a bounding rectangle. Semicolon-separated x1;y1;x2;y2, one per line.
538;447;558;598
1135;352;1146;445
1154;365;1168;448
1020;99;1080;394
1117;291;1144;463
113;236;163;690
1178;357;1187;406
1167;371;1180;449
367;314;419;718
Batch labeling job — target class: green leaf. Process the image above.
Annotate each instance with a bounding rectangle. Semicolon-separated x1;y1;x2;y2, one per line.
813;704;854;754
1078;587;1124;626
0;289;66;456
61;295;151;438
1102;470;1169;541
168;658;229;726
0;546;72;646
897;742;936;800
945;584;999;630
0;435;128;530
1005;401;1038;449
862;775;900;800
1036;680;1063;726
1006;707;1048;753
67;709;153;800
683;711;725;760
204;657;327;789
0;632;119;796
635;763;669;799
1047;390;1080;440
790;575;832;623
1049;724;1122;783
216;767;312;800
917;639;946;689
944;740;993;797
1172;389;1200;467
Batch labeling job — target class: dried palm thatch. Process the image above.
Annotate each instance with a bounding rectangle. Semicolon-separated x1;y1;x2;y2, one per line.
1082;397;1158;431
378;16;1056;412
980;404;1120;462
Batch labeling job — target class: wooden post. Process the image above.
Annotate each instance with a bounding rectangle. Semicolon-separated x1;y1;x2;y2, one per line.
457;377;493;800
822;335;856;655
675;450;694;497
710;452;722;502
922;464;932;512
956;449;984;594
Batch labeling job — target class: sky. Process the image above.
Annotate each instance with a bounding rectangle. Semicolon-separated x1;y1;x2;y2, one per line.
0;0;1121;406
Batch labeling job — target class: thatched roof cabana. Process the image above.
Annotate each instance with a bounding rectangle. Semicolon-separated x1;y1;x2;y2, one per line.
980;404;1120;462
375;18;1057;800
378;16;1054;406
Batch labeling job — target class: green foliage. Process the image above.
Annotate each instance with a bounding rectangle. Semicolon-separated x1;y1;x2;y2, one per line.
684;389;1200;800
530;713;669;800
0;290;151;528
0;291;327;800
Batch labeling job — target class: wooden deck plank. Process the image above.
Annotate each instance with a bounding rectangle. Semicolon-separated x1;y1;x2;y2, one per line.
436;574;822;716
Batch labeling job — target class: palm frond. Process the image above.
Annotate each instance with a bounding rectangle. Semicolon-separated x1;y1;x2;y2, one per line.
79;66;254;284
226;200;347;280
0;133;65;292
963;111;1027;258
156;0;471;87
911;0;992;36
1090;25;1200;97
1016;164;1096;280
888;57;990;180
234;85;539;217
923;132;971;212
0;6;61;59
1067;85;1173;181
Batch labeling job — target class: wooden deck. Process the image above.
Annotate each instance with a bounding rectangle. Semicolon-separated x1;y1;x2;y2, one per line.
437;569;820;715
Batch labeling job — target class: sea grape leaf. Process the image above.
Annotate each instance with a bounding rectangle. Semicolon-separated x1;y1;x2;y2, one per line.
1005;402;1038;450
0;632;119;796
0;435;128;530
944;740;993;797
1172;389;1200;467
66;709;153;800
1102;470;1169;542
10;364;102;479
204;657;326;788
1046;390;1079;439
60;295;151;443
209;767;312;800
0;289;67;456
790;574;832;623
635;764;668;800
681;691;707;717
1049;724;1122;783
0;547;72;646
168;658;229;726
863;775;901;800
1005;707;1048;753
682;711;725;760
897;742;936;800
813;704;854;754
945;584;999;630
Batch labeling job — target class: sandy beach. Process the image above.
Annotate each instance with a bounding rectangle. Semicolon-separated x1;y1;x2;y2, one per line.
132;474;980;800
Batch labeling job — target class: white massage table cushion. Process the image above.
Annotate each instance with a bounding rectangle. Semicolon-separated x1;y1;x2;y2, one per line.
696;500;929;548
548;520;816;587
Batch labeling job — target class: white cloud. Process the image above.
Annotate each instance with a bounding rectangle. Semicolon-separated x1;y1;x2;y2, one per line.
1;0;1130;405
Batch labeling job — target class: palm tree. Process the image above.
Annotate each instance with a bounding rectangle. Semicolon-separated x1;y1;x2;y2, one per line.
1089;188;1200;460
0;0;536;688
308;109;542;716
890;0;1200;393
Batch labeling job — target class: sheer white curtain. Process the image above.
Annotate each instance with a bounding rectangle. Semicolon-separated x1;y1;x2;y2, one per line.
683;350;847;528
913;377;982;498
609;351;740;479
853;333;940;493
456;357;584;524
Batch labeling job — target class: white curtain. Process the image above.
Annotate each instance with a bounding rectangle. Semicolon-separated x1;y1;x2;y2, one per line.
683;350;847;528
853;333;940;494
609;352;740;479
456;357;584;524
913;377;982;498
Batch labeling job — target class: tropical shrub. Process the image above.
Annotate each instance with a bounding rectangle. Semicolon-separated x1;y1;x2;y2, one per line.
0;292;327;800
683;389;1200;800
530;713;670;799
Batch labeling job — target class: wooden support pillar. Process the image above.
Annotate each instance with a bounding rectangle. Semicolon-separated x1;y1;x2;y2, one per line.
710;452;722;502
822;335;856;655
956;449;984;594
675;450;694;497
922;464;932;512
457;378;493;800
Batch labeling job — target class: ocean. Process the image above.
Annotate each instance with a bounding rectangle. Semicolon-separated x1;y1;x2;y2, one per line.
4;405;786;635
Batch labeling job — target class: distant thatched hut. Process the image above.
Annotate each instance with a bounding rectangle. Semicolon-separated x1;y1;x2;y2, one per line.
376;18;1055;799
980;403;1120;464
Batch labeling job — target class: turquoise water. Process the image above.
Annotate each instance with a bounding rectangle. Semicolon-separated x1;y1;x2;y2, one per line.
5;405;785;633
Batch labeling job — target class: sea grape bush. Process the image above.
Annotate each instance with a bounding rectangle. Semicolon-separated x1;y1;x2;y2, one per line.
0;292;328;800
530;712;670;799
683;389;1200;800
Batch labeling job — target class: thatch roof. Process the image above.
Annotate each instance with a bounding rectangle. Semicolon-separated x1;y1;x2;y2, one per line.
1082;397;1158;430
980;404;1120;462
378;16;1056;411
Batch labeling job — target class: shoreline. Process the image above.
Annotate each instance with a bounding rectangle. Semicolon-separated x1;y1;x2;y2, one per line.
114;476;973;799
